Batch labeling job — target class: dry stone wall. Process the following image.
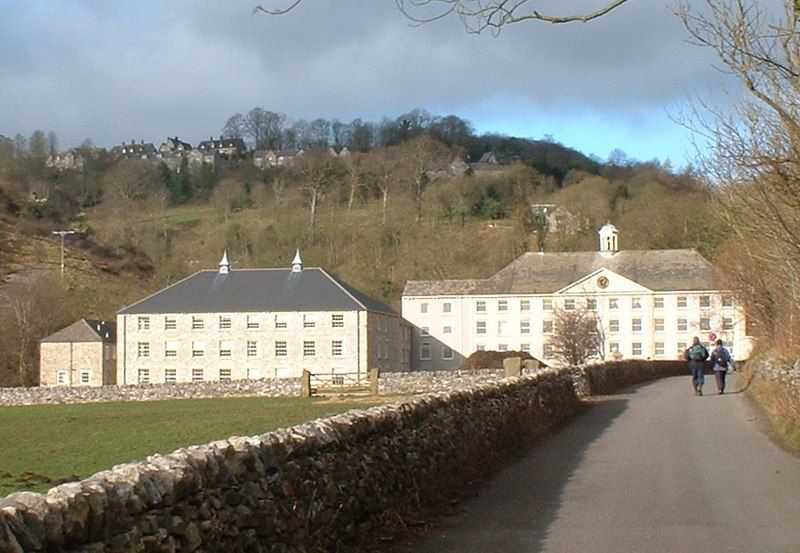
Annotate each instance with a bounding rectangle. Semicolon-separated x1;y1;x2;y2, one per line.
748;355;800;398
0;368;581;552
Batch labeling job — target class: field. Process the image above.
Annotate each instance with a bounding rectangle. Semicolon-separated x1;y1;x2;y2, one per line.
0;395;381;496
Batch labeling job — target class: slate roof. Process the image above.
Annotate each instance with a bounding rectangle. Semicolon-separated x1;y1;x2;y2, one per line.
41;319;116;343
119;268;396;315
403;250;714;296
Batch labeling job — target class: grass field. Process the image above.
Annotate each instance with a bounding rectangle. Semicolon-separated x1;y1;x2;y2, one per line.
0;396;380;496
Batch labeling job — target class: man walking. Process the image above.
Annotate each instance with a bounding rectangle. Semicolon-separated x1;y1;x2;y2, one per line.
710;339;734;394
685;336;709;396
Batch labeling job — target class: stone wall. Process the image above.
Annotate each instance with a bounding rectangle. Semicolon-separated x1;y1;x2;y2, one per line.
748;355;800;398
0;368;582;552
576;360;688;396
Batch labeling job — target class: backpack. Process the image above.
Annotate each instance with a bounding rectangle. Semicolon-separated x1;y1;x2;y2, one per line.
689;344;707;362
715;348;730;368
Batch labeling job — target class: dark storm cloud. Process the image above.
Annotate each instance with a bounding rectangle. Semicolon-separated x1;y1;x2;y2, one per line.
0;0;740;162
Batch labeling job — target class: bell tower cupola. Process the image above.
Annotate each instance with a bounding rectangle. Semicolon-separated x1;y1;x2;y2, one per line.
599;223;619;257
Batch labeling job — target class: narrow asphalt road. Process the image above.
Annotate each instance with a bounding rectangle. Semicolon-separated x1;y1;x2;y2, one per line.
409;374;800;552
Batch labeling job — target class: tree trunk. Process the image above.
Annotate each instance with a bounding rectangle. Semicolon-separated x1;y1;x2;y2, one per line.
309;190;318;240
381;187;388;226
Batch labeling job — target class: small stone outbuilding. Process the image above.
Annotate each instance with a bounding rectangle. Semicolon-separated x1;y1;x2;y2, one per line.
39;319;117;387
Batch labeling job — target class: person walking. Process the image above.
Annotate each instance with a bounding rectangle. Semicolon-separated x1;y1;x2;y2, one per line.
710;339;734;394
685;337;709;396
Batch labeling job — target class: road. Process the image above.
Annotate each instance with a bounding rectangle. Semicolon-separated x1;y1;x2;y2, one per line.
410;374;800;552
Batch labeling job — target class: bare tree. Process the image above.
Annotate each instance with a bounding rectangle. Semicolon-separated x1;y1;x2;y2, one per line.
254;0;633;33
29;130;47;158
677;0;800;350
295;150;343;240
222;113;246;139
343;151;366;214
548;307;604;366
396;134;451;223
245;108;286;149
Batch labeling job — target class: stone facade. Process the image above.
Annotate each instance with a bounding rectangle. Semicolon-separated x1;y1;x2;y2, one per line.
38;342;114;388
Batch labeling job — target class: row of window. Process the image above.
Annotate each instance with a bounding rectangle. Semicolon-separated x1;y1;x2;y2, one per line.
418;295;735;314
464;316;735;336
56;370;91;385
137;340;346;359
135;367;348;385
136;313;346;331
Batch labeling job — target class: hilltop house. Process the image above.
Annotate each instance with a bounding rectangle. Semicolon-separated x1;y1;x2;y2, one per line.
116;251;411;385
197;137;247;161
402;223;752;370
159;136;192;153
112;140;157;160
39;319;117;386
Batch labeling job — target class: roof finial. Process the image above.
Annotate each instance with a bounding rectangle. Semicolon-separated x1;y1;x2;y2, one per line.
292;249;303;273
219;250;230;274
598;222;619;257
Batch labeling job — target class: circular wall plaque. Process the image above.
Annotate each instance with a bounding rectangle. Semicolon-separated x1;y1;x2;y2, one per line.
597;276;609;289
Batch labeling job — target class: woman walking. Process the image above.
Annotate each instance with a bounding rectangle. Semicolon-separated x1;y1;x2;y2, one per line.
685;336;709;396
710;339;733;394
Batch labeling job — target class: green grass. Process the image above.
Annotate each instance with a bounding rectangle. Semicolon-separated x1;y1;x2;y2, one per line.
0;396;379;496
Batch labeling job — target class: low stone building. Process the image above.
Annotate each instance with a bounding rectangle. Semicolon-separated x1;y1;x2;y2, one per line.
39;319;117;387
116;251;411;385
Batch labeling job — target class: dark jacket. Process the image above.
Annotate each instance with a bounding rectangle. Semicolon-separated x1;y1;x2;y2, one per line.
685;343;709;371
710;346;732;371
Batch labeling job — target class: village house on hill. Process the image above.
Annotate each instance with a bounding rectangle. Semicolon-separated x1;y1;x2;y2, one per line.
403;223;752;370
196;137;247;161
112;140;157;160
39;319;117;386
115;251;411;385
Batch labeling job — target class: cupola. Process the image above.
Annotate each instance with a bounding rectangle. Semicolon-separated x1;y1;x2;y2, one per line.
599;223;619;256
219;250;230;274
291;249;303;273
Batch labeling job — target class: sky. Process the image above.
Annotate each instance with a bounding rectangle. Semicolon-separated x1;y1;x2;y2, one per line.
0;0;744;166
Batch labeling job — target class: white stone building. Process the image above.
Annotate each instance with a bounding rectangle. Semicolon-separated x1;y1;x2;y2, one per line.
402;224;752;369
116;252;411;385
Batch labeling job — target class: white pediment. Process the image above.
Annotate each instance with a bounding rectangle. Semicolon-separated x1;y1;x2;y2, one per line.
554;268;652;295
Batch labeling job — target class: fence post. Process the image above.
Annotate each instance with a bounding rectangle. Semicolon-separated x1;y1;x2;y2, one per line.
369;368;380;395
503;357;522;377
301;369;312;397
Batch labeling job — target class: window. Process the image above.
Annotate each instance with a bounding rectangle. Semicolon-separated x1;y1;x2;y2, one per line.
723;317;734;331
138;369;150;384
632;342;642;356
332;340;343;357
476;300;486;312
247;368;261;380
498;344;508;351
543;299;553;310
443;302;452;313
678;342;687;355
420;326;430;337
609;342;620;355
609;319;620;333
521;343;531;354
420;343;432;360
219;368;231;382
79;371;90;385
247;341;258;357
274;315;287;329
443;346;454;360
246;316;259;330
303;315;316;328
632;318;642;332
192;368;203;382
192;316;204;330
498;300;508;312
700;295;711;308
165;341;178;358
476;321;487;335
476;344;485;351
700;317;711;331
303;340;316;357
104;344;113;360
655;342;665;356
609;298;618;309
137;316;150;331
331;375;345;385
165;368;176;383
165;317;177;331
443;325;452;335
564;299;575;311
520;321;530;335
498;321;508;336
420;302;429;314
520;300;530;312
332;314;344;328
219;316;232;330
219;340;233;357
654;318;665;332
275;341;287;357
654;296;664;309
587;298;597;310
192;341;205;357
543;320;554;334
677;296;687;308
722;296;734;308
677;318;688;332
632;297;642;309
543;344;554;358
137;342;150;358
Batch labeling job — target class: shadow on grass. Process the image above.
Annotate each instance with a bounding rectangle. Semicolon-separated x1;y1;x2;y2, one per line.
399;396;629;552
